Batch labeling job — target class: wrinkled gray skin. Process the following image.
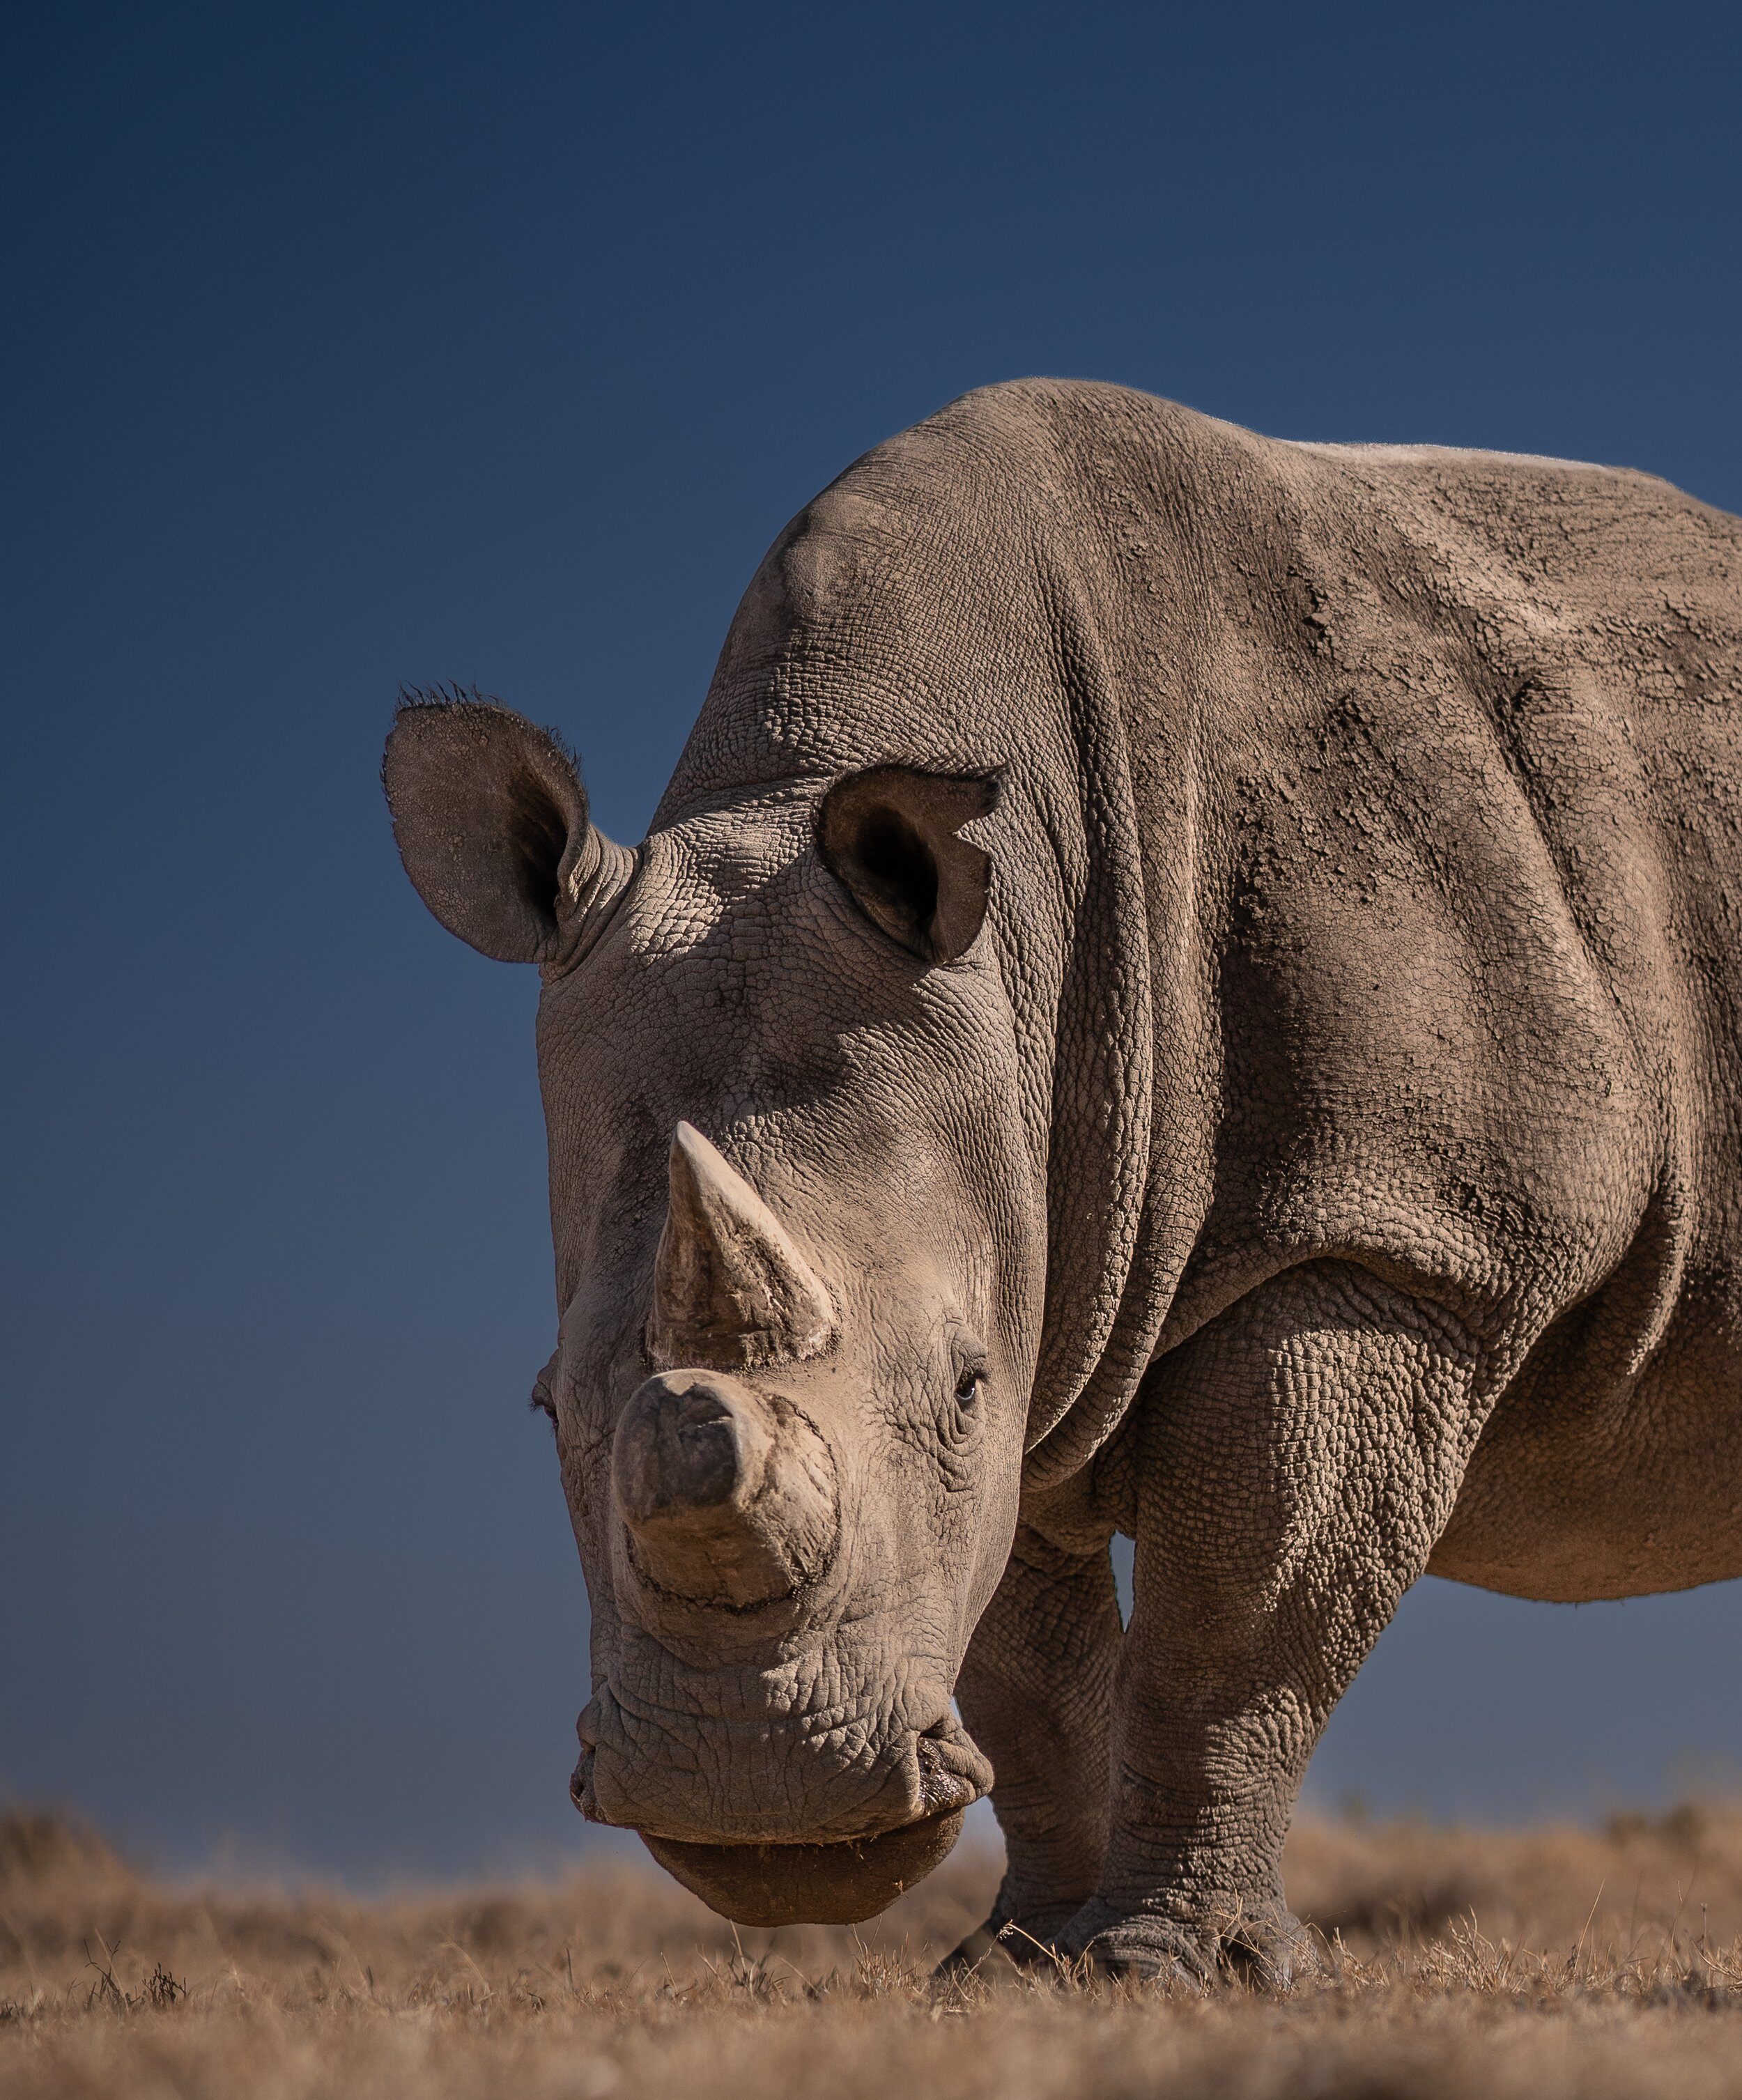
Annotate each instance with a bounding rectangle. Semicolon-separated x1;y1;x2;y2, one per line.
384;381;1742;1982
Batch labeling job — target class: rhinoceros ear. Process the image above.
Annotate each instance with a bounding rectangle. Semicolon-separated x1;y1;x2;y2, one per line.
383;690;629;967
815;764;1001;965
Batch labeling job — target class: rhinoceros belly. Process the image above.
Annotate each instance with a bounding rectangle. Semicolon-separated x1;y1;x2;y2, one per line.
1430;1292;1742;1602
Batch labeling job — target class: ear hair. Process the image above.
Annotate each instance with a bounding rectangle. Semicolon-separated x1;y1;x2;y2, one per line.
815;764;1001;964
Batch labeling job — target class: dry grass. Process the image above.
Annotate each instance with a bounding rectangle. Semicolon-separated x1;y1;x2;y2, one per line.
10;1802;1742;2097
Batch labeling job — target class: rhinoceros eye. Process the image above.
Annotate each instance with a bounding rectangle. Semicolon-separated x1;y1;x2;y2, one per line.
950;1333;988;1410
945;1338;988;1447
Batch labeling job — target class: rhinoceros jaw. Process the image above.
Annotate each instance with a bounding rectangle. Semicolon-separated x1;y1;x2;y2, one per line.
647;1122;837;1370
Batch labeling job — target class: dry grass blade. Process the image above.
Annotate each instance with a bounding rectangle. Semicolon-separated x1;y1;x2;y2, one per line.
10;1801;1742;2095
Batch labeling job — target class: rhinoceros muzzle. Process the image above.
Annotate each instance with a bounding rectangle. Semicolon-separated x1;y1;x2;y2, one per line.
571;1700;990;1924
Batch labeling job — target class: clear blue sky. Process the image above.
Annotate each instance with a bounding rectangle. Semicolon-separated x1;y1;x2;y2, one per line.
4;0;1740;1880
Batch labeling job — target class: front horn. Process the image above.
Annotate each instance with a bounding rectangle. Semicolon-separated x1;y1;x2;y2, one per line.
647;1124;836;1370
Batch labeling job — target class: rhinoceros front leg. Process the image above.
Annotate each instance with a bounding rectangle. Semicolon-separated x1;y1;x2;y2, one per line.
1065;1259;1488;1984
948;1524;1123;1963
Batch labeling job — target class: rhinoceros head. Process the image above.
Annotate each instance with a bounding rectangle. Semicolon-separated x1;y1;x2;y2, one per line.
383;690;1047;1923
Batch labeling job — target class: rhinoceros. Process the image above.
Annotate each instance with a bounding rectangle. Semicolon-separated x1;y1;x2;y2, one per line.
383;380;1742;1981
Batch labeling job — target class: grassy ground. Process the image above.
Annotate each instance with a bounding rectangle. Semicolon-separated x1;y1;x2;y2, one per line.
10;1802;1742;2096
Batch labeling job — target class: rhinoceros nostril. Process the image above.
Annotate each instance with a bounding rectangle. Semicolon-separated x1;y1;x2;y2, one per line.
912;1711;995;1814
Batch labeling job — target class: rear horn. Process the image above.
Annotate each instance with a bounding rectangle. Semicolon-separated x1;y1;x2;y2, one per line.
647;1124;836;1370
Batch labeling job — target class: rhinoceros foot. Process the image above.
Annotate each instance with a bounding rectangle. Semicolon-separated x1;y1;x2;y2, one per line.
1061;1898;1322;1991
640;1806;966;1926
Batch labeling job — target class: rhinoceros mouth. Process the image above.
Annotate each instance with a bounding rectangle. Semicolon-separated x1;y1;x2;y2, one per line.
573;1698;992;1852
638;1807;969;1925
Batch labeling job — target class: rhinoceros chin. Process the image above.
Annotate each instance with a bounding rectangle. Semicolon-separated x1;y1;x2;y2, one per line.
638;1811;969;1927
